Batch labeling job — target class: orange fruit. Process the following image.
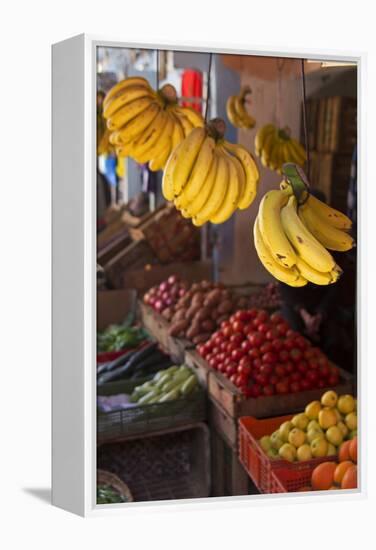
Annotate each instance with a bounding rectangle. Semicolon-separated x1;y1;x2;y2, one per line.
338;440;351;462
341;464;357;489
311;462;337;490
334;461;353;485
349;437;358;463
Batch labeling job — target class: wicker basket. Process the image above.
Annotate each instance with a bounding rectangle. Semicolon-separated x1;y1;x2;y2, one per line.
97;469;133;503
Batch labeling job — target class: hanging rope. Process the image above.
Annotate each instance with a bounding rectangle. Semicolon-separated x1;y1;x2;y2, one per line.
301;58;310;175
276;58;285;128
204;53;213;121
156;49;160;90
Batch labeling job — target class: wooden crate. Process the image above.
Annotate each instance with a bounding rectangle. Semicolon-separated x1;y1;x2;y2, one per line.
208;366;354;419
138;301;193;363
209;398;238;450
104;240;156;289
210;427;254;497
97;231;131;266
184;349;213;389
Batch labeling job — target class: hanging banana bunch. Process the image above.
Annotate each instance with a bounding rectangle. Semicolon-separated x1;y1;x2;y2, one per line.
226;86;256;129
162;118;260;226
253;164;354;287
102;76;204;171
255;124;307;173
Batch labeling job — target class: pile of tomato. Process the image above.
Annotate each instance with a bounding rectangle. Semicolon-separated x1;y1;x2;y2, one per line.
197;309;340;398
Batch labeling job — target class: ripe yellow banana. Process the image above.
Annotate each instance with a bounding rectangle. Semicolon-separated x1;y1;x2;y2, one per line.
113;102;161;145
299;203;354;251
223;141;259;210
281;195;336;273
290;139;307;163
103;76;152;108
169;112;185;152
174;105;204;128
192;151;229;225
219;144;246;204
304;193;352;230
284;139;306;166
103;86;156;119
255;124;276;155
233;96;256;128
253;217;306;286
210;153;241;224
261;131;276;165
166;126;207;198
295;256;334;285
106;97;159;131
258;189;297;268
226;96;244;128
175;136;216;207
142;112;175;165
170;107;195;137
131;110;169;161
185;154;219;217
149;139;172;171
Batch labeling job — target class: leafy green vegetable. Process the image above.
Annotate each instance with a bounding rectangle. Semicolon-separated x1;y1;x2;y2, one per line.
97;321;149;352
96;484;128;504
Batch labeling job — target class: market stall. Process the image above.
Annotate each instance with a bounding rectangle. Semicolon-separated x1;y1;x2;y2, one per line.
95;47;357;504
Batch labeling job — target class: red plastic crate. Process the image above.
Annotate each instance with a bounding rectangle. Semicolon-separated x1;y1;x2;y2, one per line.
238;416;336;494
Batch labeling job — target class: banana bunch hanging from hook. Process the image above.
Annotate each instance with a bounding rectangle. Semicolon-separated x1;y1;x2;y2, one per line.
254;124;307;173
102;76;204;171
226;86;256;129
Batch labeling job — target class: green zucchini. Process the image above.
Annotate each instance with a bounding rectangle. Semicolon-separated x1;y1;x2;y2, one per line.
158;389;180;403
180;375;198;396
138;390;159;404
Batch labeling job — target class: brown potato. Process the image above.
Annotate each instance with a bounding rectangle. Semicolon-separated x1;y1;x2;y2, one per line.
168;319;189;337
201;319;215;332
192;333;212;344
217;299;233;314
186;304;202;321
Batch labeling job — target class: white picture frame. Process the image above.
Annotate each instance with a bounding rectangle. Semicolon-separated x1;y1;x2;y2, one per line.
52;34;365;517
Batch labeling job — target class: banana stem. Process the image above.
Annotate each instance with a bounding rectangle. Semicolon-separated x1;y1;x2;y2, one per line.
206;117;226;141
282;163;310;206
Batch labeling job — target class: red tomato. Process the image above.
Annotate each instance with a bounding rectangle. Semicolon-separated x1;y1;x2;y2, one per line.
290;381;301;393
262;351;277;364
242;323;254;335
248;332;265;347
234;310;252;322
222;326;233;339
274;364;287;378
275;381;289;394
240;340;252;353
209;357;218;369
284;361;294;374
226;363;237;376
257;310;269;323
229;374;238;385
230;332;244;346
238;364;252;377
272;338;284;352
220;341;228;352
269;374;279;385
297;360;309;374
308;359;319;370
213;336;223;347
304;348;316;360
317;379;326;389
226;342;237;354
255;373;269;386
260;342;273;354
197;344;205;356
286;329;298;339
284;338;296;351
211;346;220;356
327;374;339;386
276;322;289;336
249;384;261;398
218;363;227;374
241;387;253;398
239;356;252;368
300;378;312;391
258;322;272;334
290;348;303;362
231;320;245;333
306;370;319;383
249;348;261;359
236;373;248;387
279;349;289;362
266;328;279;341
223;355;232;367
260;364;273;377
253;358;262;370
263;384;275;396
220;320;231;330
248;308;259;319
231;349;245;362
270;312;283;324
319;364;330;378
295;336;310;350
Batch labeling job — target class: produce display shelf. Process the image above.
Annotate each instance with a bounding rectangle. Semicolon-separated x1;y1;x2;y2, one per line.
207;361;353;419
97;386;207;444
138;301;193;363
97;423;211;501
238;415;337;494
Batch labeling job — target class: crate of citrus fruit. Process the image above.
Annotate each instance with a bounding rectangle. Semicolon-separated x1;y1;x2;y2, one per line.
238;390;357;494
